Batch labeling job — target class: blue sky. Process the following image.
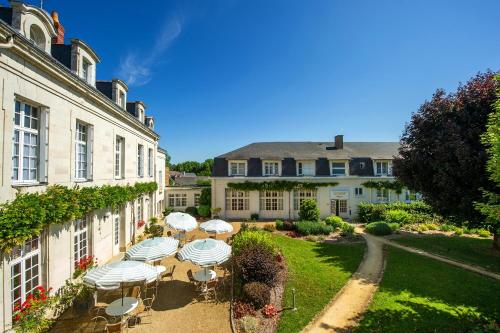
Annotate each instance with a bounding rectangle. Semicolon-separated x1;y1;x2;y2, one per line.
12;0;500;163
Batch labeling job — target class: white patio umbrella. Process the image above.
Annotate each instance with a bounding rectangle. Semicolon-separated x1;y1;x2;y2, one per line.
124;237;179;262
83;261;159;305
177;238;231;267
200;219;233;234
165;212;198;232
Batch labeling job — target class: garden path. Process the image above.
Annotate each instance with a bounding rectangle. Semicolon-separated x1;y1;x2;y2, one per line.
301;229;385;333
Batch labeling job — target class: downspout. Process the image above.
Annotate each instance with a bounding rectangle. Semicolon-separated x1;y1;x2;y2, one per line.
0;35;14;49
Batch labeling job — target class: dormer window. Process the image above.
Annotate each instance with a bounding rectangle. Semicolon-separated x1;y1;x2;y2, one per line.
263;161;280;176
375;161;391;176
297;161;315;176
119;91;125;108
331;161;346;176
29;25;46;50
229;161;247;176
82;58;91;83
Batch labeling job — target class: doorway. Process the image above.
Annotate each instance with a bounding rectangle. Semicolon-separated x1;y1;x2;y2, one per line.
330;199;348;217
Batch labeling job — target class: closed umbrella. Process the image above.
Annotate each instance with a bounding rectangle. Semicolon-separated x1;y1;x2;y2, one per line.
124;237;179;262
165;212;198;231
200;219;233;234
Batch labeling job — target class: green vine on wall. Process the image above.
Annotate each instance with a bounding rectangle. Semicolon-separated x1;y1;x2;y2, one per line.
361;180;404;194
227;180;338;192
0;182;158;252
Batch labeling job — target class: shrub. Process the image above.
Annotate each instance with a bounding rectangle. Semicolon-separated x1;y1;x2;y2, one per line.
425;223;439;231
384;209;412;225
295;221;333;236
299;199;320;221
145;224;164;238
283;221;294;231
233;230;277;256
324;215;344;229
149;216;158;225
365;222;392;236
198;205;211;217
408;213;434;224
235;244;279;286
454;227;464;235
286;231;301;238
233;301;256;319
262;304;278;318
242;282;271;309
340;222;355;236
358;201;433;223
185;206;198;216
199;187;211;206
263;224;275;232
388;223;400;232
275;220;284;230
477;229;491;237
250;213;259;221
417;224;429;233
240;315;259;333
440;224;455;232
162;207;173;217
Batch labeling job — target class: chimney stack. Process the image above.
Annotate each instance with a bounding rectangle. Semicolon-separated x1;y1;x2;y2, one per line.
335;135;344;149
51;11;65;44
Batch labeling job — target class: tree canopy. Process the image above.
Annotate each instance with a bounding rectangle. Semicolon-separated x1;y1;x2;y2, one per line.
393;72;499;225
170;159;214;176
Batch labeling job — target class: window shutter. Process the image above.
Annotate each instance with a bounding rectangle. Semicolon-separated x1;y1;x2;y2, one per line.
87;125;94;180
39;108;49;183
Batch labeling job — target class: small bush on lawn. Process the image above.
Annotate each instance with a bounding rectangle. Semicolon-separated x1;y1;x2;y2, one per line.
233;301;256;319
263;224;275;232
275;220;284;230
454;227;464;235
365;222;392;236
233;230;277;256
275;220;294;231
388;223;400;232
295;221;333;236
185;206;198;216
242;282;271;308
425;223;439;231
235;244;279;286
240;315;259;333
324;215;344;229
299;199;320;221
384;209;412;225
358;201;433;223
476;229;491;237
250;213;259;221
198;205;211;217
440;224;454;232
340;222;355;236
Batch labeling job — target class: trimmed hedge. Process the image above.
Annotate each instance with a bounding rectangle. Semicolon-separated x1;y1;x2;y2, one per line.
198;205;211;217
295;221;333;236
340;222;355;236
384;209;412;225
233;230;277;256
365;221;392;236
358;201;432;223
242;282;271;309
185;206;198;216
324;215;344;229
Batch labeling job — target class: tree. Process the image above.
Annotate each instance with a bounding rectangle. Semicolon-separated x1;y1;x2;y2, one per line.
164;150;171;168
393;72;499;226
476;76;500;249
170;159;214;176
299;199;320;221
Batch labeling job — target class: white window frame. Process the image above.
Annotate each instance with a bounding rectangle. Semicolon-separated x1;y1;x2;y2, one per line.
229;161;247;176
74;218;88;268
114;213;120;246
115;136;124;179
330;161;347;176
137;144;144;177
10;237;41;314
354;187;364;197
259;191;284;211
225;189;249;211
148;148;153;177
137;198;143;222
75;121;88;181
376;188;389;202
194;193;200;207
82;58;91;83
12;100;40;184
293;189;317;210
263;161;280;176
375;161;391;176
168;193;187;207
158;170;163;194
297;161;315;176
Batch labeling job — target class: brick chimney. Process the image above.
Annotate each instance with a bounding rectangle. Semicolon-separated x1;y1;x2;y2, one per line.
335;135;344;149
51;11;64;44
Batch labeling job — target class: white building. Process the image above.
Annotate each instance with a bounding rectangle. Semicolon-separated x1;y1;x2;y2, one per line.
211;136;416;220
0;2;166;330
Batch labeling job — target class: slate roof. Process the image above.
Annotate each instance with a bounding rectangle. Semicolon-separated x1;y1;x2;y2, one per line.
217;142;400;160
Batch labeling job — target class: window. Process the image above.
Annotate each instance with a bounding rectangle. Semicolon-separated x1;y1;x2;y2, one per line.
75;122;88;180
115;136;124;178
354;187;363;197
331;162;346;176
339;200;348;213
29;25;45;50
293;189;317;210
137;144;144;177
376;189;389;202
297;161;315;176
119;91;125;108
82;58;91;82
225;189;249;211
260;191;283;211
168;193;187;207
10;237;40;315
74;219;88;268
114;213;120;246
136;199;143;222
148;148;153;177
376;162;390;176
405;190;417;201
158;170;163;194
194;193;200;206
263;161;280;176
13;101;39;183
229;161;246;176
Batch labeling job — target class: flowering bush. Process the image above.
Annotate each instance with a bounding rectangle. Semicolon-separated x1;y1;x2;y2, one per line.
73;255;96;278
13;286;56;333
137;220;146;228
233;300;256;319
262;304;278;318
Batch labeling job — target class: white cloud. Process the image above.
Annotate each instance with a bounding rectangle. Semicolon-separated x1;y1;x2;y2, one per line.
118;15;183;87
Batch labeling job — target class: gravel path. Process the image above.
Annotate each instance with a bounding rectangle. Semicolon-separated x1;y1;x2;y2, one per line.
301;230;385;333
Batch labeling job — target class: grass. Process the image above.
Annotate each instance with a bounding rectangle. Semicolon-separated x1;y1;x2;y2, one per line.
392;235;500;273
275;235;365;333
355;248;500;333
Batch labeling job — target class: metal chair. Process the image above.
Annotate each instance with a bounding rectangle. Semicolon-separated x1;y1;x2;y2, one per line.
91;315;108;333
162;265;176;281
187;269;201;291
133;295;155;325
202;278;218;302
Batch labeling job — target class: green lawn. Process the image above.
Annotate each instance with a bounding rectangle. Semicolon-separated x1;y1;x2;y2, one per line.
393;235;500;273
275;235;365;333
355;248;500;333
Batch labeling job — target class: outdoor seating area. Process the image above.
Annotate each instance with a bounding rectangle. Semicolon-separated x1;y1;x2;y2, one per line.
50;214;237;333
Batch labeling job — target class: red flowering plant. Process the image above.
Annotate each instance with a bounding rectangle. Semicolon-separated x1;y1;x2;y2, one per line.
73;255;97;279
137;220;146;228
262;304;278;318
13;286;56;333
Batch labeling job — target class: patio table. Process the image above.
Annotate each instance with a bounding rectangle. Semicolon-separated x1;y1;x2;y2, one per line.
193;269;216;282
105;297;139;317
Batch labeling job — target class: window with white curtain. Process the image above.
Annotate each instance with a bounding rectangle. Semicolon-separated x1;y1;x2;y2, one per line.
13;101;39;183
75;122;88;180
74;219;88;268
297;161;315;176
229;161;246;176
115;136;124;178
148;148;153;177
263;161;280;176
137;144;144;177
